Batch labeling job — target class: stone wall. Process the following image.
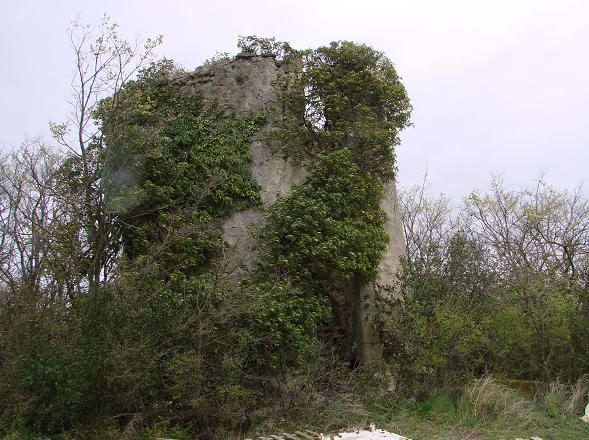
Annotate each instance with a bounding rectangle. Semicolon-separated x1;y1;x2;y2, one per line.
169;56;307;274
171;55;406;362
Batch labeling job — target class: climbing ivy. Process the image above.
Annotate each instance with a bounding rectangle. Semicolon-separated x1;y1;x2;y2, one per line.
98;60;264;269
260;41;411;298
270;40;412;180
94;42;410;431
90;59;332;429
97;55;333;383
260;149;389;294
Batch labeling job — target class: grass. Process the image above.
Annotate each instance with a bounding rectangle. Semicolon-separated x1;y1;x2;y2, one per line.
2;377;588;439
238;376;589;440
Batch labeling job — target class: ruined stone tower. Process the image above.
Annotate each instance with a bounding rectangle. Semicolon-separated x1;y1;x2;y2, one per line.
170;54;406;363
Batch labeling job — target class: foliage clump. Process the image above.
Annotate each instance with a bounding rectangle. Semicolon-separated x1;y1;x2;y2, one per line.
256;41;411;355
270;41;412;180
261;149;389;293
237;35;294;61
98;59;264;264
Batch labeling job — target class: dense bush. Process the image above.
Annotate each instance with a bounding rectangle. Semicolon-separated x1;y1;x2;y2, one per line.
383;180;589;394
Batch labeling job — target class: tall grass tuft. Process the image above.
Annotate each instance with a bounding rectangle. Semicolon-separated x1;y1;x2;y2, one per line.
567;374;589;416
459;376;537;424
542;382;570;417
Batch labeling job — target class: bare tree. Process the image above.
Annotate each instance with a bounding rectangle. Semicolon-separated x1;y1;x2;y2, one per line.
50;15;162;160
464;175;589;280
398;175;455;267
0;141;63;299
399;173;589;294
48;15;162;290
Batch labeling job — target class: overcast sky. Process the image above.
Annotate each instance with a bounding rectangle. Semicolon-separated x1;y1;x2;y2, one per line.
1;0;588;202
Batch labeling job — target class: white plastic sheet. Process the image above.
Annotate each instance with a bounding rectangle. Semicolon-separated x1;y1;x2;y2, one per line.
319;428;410;440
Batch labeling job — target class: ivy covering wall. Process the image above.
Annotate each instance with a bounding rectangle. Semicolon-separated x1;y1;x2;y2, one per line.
259;39;412;306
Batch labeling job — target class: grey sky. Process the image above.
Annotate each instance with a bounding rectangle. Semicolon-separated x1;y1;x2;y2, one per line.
1;0;588;201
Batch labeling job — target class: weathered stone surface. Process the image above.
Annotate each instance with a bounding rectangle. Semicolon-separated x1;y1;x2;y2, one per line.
351;282;382;364
221;208;265;275
170;56;282;117
350;180;405;363
175;55;406;363
173;56;306;270
377;179;406;297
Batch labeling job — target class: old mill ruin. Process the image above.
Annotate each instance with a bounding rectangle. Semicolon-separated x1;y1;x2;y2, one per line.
167;54;406;364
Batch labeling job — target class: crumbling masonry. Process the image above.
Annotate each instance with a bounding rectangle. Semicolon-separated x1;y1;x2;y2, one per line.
169;54;406;363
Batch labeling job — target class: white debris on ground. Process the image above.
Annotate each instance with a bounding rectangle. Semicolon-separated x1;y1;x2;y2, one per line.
245;425;411;440
322;427;411;439
582;401;589;423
